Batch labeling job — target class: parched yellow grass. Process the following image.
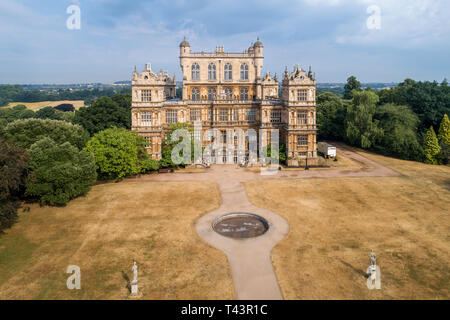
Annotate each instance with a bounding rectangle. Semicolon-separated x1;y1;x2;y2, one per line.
246;151;450;299
0;180;234;300
7;100;85;111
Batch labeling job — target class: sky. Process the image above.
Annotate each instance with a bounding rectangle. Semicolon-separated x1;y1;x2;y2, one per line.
0;0;449;84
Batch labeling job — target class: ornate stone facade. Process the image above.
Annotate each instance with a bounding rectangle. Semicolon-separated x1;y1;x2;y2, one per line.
131;38;317;162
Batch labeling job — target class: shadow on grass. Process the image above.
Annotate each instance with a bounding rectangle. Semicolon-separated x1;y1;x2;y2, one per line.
338;259;369;278
121;271;131;293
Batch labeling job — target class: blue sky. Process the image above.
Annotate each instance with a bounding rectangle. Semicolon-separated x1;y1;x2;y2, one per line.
0;0;449;84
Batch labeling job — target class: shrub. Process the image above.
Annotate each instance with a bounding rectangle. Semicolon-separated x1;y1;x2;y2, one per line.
4;118;89;150
25;138;97;205
84;127;155;180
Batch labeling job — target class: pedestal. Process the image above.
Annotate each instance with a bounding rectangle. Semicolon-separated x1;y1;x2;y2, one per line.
131;280;138;295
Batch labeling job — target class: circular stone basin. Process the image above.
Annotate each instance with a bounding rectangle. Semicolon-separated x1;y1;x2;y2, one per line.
212;213;269;239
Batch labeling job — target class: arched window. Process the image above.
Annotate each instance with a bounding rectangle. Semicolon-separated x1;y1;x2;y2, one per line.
224;63;232;80
191;63;200;80
224;87;232;100
240;63;248;80
208;88;216;100
192;87;200;101
208;63;216;80
240;87;248;100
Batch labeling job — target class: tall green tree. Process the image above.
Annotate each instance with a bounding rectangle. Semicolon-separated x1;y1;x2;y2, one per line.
0;105;35;123
380;79;450;133
84;127;157;180
437;114;449;164
345;90;383;148
0;138;29;232
4;118;89;150
374;104;422;160
343;76;362;100
262;143;287;164
316;92;348;140
423;126;441;164
438;114;450;145
26;138;97;205
160;123;194;168
73;94;131;135
35;106;61;120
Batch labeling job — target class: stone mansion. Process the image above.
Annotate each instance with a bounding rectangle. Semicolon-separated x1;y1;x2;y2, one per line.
131;38;318;164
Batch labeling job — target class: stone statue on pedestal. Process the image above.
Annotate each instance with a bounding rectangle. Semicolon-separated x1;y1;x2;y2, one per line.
366;250;381;289
131;261;138;295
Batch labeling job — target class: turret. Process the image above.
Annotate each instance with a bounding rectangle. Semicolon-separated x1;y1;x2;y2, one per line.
253;37;264;79
179;36;190;56
254;37;263;57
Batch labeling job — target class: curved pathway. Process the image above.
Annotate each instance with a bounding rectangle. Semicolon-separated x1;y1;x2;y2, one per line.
131;146;400;299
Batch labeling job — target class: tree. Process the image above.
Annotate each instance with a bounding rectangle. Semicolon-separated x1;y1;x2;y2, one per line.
54;104;75;112
35;106;61;120
384;79;450;134
0;105;35;123
437;114;449;164
373;104;422;160
438;114;449;145
84;128;156;180
25;138;97;205
345;90;383;148
0;138;29;232
316;92;348;140
262;143;287;164
423;126;441;164
4;118;89;150
160;123;194;168
343;76;361;100
73;94;131;135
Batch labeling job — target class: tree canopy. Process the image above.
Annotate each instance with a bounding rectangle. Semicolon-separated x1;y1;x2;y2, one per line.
345;90;383;148
0;138;29;232
4;118;89;150
377;79;450;133
84;127;158;180
373;104;422;160
316;92;348;140
25;138;97;205
73;94;131;135
423;126;441;164
343;76;362;100
160;123;194;168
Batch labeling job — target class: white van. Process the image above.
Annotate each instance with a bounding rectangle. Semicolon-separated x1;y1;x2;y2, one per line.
318;142;336;158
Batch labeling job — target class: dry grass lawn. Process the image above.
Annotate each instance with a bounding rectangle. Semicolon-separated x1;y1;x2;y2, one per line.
7;100;85;111
0;180;234;299
246;150;450;299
